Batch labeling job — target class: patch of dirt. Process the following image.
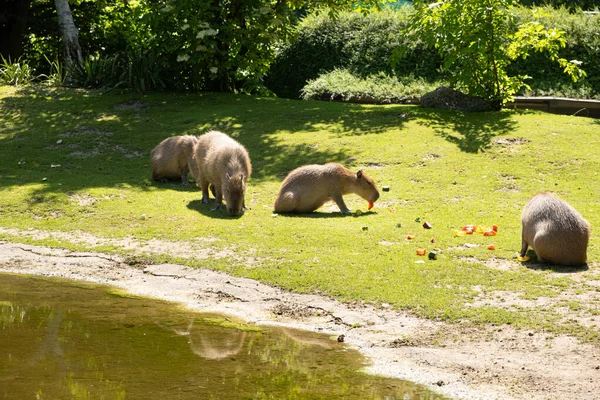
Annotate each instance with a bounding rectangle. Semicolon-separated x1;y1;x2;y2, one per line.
493;137;530;146
1;236;599;400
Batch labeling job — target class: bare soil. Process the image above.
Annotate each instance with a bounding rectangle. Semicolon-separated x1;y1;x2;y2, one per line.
1;239;599;400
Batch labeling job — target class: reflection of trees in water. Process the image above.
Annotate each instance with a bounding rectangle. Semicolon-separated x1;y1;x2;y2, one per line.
280;327;335;348
172;319;247;360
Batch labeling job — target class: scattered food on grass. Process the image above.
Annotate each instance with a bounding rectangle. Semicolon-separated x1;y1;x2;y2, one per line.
416;248;427;256
422;221;432;229
488;244;496;250
368;201;374;210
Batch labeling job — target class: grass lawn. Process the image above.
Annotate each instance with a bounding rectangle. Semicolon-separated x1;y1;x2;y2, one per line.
1;85;599;342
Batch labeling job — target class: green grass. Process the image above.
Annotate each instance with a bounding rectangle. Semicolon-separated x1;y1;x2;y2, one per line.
1;85;600;342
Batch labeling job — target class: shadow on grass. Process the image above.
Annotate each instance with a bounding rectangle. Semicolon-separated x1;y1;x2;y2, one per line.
274;210;377;219
522;262;589;273
518;250;589;273
0;86;520;202
186;200;245;220
419;108;518;153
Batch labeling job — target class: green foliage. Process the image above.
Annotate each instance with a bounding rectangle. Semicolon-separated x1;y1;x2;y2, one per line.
517;0;600;10
266;9;442;99
23;0;381;94
508;6;600;98
406;0;586;106
301;68;440;103
0;56;36;86
39;56;67;87
69;55;122;89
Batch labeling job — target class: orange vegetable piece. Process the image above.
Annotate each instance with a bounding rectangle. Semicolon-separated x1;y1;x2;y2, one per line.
368;201;374;210
483;230;497;236
406;235;415;240
492;224;498;232
416;248;427;256
487;244;496;250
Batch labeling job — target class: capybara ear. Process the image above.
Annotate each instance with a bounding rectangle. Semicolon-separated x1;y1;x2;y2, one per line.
357;170;364;179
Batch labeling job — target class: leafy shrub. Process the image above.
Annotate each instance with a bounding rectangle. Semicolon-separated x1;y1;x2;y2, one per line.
509;6;600;98
0;56;36;86
265;9;442;99
269;5;600;101
69;55;121;89
301;68;441;103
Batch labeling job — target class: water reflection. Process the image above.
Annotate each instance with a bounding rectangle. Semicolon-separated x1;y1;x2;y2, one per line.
0;273;446;400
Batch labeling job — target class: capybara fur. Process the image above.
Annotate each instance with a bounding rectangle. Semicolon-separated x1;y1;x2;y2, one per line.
151;135;198;186
193;130;252;215
273;163;380;214
520;192;590;266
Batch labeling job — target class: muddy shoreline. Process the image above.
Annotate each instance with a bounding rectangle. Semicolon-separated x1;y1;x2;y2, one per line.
1;241;599;400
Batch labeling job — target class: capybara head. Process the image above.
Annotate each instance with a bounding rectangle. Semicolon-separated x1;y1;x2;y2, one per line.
355;170;380;202
224;172;246;215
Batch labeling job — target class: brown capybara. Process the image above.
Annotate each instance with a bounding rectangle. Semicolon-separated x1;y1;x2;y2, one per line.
273;163;380;214
151;135;198;186
520;192;590;266
193;130;252;215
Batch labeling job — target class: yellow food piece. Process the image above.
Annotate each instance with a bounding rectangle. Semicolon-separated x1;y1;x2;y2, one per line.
517;256;530;262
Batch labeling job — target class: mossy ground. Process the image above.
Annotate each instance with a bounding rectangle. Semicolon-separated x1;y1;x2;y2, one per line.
1;85;599;342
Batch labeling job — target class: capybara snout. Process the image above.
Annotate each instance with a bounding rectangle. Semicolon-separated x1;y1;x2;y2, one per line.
356;170;380;202
520;192;590;266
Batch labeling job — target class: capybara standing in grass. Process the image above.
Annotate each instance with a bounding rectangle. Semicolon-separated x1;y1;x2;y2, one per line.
520;192;590;266
273;163;380;214
151;135;198;186
193;130;252;215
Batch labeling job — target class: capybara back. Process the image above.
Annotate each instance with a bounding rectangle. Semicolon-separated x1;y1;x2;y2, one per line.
151;135;198;185
520;192;590;266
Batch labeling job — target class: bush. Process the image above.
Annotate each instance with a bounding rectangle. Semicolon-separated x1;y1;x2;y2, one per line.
268;6;600;101
509;6;600;98
0;56;36;86
301;68;441;104
265;9;442;99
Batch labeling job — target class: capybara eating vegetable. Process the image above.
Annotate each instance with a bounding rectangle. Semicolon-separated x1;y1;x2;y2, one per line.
520;192;590;266
273;163;380;214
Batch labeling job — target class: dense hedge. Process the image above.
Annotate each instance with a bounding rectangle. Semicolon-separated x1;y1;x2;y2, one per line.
266;6;600;100
264;9;441;99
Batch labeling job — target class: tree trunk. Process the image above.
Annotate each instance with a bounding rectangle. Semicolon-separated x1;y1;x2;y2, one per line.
0;0;31;60
54;0;83;83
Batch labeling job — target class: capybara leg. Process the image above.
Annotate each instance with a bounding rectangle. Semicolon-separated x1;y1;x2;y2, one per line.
333;194;351;215
520;234;528;257
211;185;223;211
200;181;211;203
180;170;190;186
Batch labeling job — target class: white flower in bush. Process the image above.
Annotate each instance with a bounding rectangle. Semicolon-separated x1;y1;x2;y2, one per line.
177;54;190;62
210;67;218;74
197;28;219;39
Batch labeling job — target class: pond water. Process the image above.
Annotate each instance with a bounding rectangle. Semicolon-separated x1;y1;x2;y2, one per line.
0;273;446;400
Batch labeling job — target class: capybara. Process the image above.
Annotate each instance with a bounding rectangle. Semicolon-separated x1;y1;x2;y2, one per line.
151;135;198;186
273;163;380;214
193;130;252;215
520;192;590;266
